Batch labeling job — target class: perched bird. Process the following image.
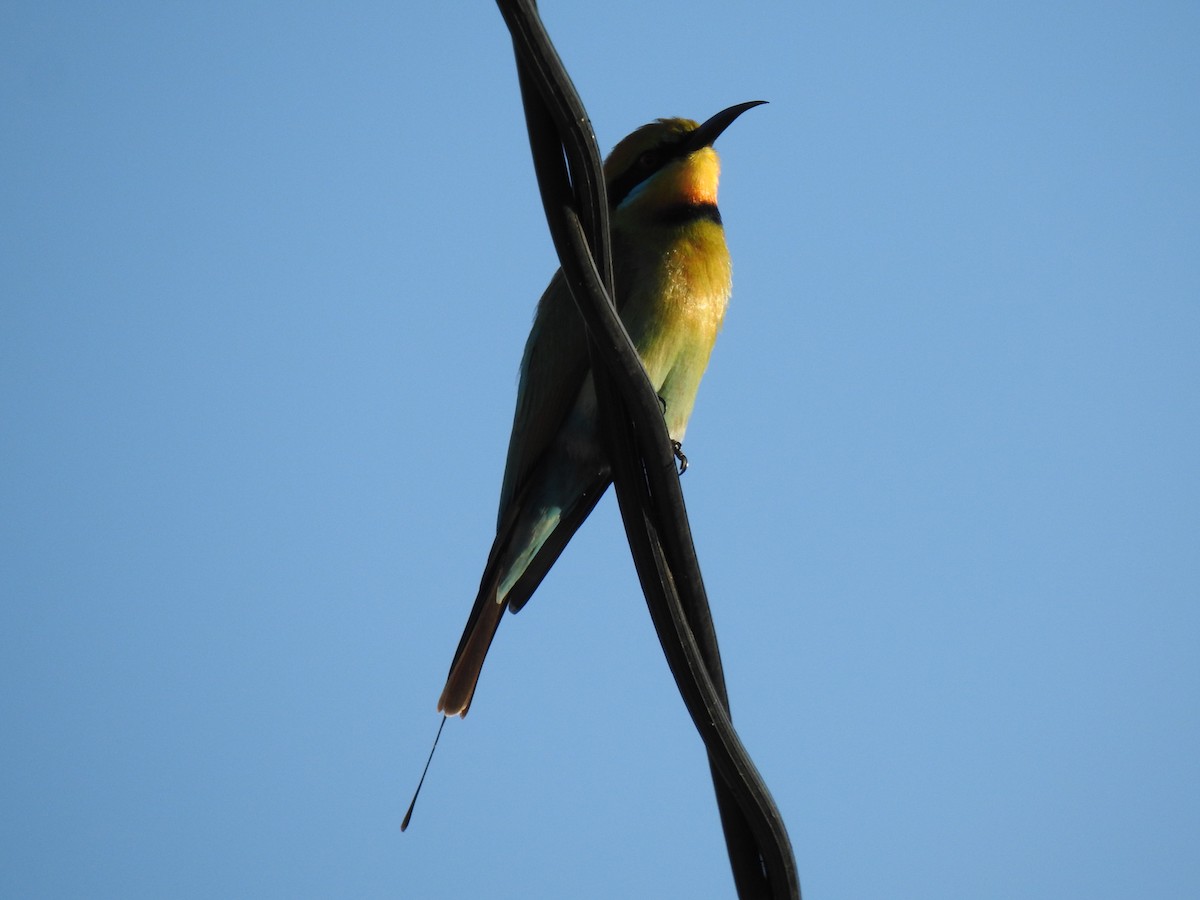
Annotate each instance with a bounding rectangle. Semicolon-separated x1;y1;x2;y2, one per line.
438;101;765;717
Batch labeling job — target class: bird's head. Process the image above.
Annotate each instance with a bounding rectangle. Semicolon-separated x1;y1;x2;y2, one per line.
604;100;766;218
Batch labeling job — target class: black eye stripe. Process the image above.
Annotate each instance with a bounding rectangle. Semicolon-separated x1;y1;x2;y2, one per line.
608;135;694;208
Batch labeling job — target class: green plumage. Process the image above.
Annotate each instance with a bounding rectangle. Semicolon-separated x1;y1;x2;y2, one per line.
439;102;763;717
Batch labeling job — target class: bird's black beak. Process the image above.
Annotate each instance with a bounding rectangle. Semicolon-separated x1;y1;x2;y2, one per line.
684;100;768;153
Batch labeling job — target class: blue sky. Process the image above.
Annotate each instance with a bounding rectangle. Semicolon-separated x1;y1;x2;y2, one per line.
2;2;1197;898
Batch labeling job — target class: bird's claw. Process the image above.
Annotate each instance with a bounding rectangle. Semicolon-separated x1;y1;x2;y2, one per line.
658;397;687;474
671;440;689;476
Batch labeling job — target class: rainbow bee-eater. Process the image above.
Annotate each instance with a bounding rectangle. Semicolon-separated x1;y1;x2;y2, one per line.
438;101;765;717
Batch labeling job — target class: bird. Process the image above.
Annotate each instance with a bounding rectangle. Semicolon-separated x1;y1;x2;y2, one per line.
438;101;765;717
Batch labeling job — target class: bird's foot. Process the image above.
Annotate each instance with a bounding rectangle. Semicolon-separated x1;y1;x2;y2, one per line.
671;440;689;476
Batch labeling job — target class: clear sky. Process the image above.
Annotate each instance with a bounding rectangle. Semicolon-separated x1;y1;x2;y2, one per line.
2;2;1197;898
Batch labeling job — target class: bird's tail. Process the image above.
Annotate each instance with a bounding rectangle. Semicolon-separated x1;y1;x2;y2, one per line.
436;473;610;717
437;590;505;717
436;503;522;717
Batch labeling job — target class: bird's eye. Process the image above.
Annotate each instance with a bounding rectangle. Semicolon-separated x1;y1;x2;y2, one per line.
638;150;659;170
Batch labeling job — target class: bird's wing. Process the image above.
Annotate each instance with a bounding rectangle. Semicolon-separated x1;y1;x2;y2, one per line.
496;249;646;522
495;269;592;523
